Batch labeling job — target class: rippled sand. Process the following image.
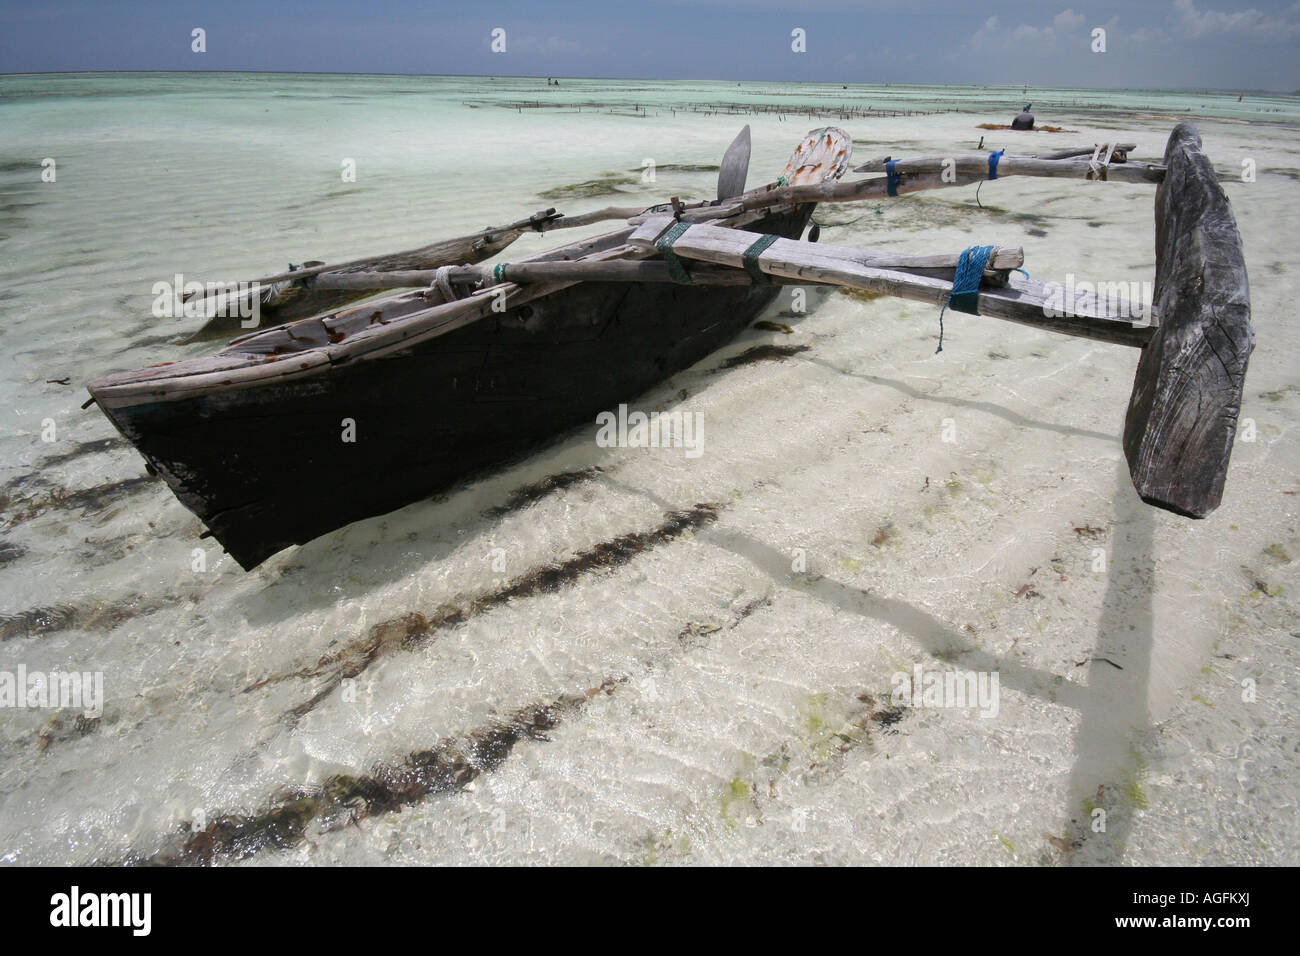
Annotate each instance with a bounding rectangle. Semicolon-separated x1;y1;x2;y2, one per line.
0;75;1297;865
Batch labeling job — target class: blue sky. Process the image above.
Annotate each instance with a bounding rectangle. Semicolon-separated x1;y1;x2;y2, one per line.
1;0;1298;90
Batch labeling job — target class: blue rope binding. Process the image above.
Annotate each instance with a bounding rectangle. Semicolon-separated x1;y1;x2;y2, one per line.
885;159;900;197
987;149;1005;180
935;245;994;353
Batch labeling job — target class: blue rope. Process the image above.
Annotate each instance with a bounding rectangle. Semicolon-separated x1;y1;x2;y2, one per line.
987;149;1005;180
885;159;900;197
935;245;994;353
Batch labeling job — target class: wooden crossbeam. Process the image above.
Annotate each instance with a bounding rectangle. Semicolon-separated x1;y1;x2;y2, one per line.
628;215;1154;348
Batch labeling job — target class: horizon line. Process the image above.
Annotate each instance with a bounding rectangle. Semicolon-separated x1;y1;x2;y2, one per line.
1;69;1297;97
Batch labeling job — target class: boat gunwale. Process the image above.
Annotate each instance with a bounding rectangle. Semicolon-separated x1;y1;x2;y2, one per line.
86;125;857;409
86;204;808;408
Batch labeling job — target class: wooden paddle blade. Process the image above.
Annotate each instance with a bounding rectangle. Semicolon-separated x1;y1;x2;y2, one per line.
1123;122;1254;517
717;125;751;200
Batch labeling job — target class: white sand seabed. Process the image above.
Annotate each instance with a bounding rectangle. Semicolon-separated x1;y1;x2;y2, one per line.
0;76;1295;865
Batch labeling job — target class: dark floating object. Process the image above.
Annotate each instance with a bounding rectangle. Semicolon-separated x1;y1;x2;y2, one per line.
1011;104;1034;130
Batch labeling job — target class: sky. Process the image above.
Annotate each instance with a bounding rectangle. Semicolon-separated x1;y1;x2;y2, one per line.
1;0;1298;91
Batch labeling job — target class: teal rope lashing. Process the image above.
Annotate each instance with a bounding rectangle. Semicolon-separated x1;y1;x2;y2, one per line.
655;220;695;285
936;244;994;354
741;233;779;286
493;262;509;284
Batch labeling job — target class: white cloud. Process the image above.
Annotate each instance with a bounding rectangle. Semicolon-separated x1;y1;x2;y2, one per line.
970;15;1002;50
972;8;1089;50
1172;0;1300;38
1054;9;1087;32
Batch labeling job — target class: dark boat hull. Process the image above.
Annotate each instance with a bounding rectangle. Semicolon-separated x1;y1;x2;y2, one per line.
103;206;814;569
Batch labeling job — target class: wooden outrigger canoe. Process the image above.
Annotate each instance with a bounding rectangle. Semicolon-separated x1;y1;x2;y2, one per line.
86;122;1252;570
87;129;852;568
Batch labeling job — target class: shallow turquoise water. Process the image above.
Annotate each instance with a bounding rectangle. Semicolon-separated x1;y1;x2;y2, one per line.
0;73;1296;866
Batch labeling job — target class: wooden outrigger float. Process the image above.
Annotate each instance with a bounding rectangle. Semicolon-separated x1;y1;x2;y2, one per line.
86;122;1252;569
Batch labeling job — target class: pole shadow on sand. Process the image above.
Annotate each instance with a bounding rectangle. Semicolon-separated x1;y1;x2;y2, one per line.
602;444;1157;864
1062;457;1155;865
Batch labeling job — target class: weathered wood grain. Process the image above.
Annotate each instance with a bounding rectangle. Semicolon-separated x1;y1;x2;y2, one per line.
630;216;1153;347
849;153;1164;183
1038;143;1134;161
1122;122;1254;517
717;124;751;199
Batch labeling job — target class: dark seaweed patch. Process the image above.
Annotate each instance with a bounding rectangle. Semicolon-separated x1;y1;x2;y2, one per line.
0;591;173;641
131;678;622;866
0;540;26;568
38;712;101;752
837;287;888;304
2;475;157;529
628;163;719;173
720;344;810;369
971;205;1054;229
492;503;717;599
38;437;127;467
254;504;721;724
539;174;638;200
1;606;78;641
862;695;906;733
482;466;604;518
678;594;771;648
0;159;47;176
737;689;911;800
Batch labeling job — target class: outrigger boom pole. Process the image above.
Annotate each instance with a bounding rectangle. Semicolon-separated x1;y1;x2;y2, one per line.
642;123;1253;520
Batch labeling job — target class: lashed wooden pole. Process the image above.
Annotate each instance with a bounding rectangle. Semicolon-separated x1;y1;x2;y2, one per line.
181;209;565;304
304;244;1025;291
627;215;1154;348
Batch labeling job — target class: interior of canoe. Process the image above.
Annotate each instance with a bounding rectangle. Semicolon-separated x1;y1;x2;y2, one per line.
212;127;853;361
